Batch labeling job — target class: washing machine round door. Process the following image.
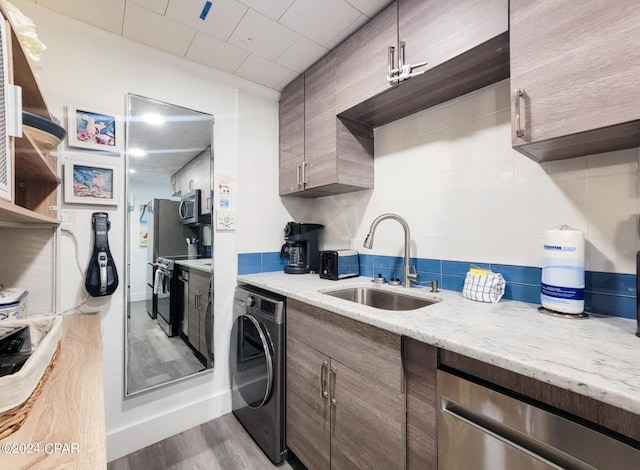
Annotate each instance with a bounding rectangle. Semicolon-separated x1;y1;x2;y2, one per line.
232;313;273;409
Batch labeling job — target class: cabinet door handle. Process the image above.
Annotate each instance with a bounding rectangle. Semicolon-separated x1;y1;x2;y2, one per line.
330;367;337;406
296;163;302;187
320;361;329;399
514;88;525;137
387;45;396;79
301;161;308;186
398;41;406;71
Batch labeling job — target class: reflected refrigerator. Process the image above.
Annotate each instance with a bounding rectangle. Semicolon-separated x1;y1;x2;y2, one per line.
145;199;190;317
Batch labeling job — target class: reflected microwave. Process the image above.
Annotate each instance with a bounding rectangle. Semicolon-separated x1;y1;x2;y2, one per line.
179;189;201;225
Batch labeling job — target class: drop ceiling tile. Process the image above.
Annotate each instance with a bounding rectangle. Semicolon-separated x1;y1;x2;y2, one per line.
276;36;327;73
123;2;196;56
324;13;368;50
186;32;250;74
235;54;293;89
237;0;295;20
36;0;126;35
165;0;247;41
228;9;298;61
279;0;361;46
128;0;169;15
274;70;299;91
345;0;393;17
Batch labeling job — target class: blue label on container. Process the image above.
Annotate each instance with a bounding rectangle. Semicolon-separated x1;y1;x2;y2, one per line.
541;282;584;300
543;244;577;252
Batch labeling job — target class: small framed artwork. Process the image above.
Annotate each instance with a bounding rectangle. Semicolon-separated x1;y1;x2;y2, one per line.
64;155;119;205
67;105;123;151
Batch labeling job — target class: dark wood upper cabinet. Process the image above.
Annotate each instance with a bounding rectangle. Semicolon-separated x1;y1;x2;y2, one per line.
398;0;508;74
335;2;398;115
510;0;640;162
279;51;374;198
303;52;338;192
279;0;512;198
339;0;509;128
279;74;305;196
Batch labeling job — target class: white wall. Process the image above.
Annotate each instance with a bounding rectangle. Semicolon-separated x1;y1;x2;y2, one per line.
12;0;283;461
313;80;640;274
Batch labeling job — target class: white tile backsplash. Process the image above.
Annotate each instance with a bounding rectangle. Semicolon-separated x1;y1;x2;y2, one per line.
587;173;639;209
311;79;640;274
587;148;638;177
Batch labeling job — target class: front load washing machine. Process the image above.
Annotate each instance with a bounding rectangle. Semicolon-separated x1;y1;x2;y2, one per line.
230;285;287;465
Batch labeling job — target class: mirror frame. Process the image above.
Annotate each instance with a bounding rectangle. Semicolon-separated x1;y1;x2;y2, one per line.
123;93;215;397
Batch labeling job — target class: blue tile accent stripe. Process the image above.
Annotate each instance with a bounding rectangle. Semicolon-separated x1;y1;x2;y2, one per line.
238;252;636;319
238;252;288;275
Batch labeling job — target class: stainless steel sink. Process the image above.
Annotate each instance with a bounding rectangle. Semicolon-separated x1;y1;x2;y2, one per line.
323;287;438;311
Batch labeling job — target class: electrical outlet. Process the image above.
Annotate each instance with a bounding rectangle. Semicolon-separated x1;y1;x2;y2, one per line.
215;210;236;232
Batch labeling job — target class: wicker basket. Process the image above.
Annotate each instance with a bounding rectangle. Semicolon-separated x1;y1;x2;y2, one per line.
0;315;63;439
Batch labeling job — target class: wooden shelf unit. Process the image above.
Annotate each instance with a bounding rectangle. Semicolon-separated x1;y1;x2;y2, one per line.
0;3;60;225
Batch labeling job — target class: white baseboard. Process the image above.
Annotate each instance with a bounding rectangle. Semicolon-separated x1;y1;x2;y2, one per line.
106;390;232;462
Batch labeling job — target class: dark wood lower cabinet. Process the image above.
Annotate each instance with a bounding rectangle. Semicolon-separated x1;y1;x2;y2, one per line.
331;361;404;470
286;300;404;470
287;310;640;469
286;336;331;470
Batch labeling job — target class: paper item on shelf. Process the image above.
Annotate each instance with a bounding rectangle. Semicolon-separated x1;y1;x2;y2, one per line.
1;1;47;65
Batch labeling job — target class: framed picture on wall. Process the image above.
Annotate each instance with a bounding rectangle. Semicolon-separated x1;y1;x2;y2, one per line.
64;154;119;205
67;105;123;151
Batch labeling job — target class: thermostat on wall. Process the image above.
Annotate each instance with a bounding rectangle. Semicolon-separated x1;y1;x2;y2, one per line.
215;210;236;231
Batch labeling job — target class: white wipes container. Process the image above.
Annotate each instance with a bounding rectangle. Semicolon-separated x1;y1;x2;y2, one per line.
541;225;585;314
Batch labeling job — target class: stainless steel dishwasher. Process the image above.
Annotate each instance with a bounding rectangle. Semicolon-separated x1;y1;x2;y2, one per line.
437;370;640;469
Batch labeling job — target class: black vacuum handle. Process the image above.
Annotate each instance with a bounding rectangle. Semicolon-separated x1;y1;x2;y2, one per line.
85;212;119;297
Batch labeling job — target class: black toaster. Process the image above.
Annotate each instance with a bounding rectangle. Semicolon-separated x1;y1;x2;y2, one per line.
320;250;360;280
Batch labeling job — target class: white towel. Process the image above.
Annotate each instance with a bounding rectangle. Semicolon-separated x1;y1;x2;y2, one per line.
463;272;505;303
153;269;165;294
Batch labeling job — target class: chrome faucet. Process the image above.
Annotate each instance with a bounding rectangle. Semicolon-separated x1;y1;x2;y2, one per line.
363;213;418;288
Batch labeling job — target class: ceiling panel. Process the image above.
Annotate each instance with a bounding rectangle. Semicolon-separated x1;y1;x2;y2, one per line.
186;32;250;74
36;0;126;35
27;0;394;91
235;54;293;89
324;14;369;50
228;9;299;62
345;0;393;17
165;0;247;42
123;2;196;56
276;36;327;73
279;0;362;46
237;0;295;20
129;0;168;15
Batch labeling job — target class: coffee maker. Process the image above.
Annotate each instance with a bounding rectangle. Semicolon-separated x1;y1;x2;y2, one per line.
280;222;324;274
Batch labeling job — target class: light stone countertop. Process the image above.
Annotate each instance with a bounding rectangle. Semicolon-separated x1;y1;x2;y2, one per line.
175;258;213;273
237;272;640;415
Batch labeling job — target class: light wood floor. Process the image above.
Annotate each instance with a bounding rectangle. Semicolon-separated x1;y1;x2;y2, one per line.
108;413;294;470
127;300;206;393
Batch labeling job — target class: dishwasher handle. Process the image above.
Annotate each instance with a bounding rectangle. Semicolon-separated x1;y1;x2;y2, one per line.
437;370;640;470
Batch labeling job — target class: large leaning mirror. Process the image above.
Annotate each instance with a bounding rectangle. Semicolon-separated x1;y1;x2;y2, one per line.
124;94;214;396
